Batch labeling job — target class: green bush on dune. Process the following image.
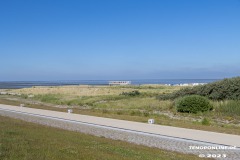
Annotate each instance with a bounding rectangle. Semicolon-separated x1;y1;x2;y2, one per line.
120;90;140;96
175;95;213;114
158;77;240;100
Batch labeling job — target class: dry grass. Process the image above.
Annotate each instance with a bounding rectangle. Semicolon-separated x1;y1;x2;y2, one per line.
94;97;173;110
9;85;181;97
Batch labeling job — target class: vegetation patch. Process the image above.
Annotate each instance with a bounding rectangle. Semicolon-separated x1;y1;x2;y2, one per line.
201;118;211;126
120;90;140;96
175;95;213;114
215;100;240;117
158;77;240;100
34;94;62;104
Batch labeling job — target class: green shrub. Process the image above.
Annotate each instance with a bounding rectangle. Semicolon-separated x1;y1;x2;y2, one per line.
120;90;140;96
175;95;213;114
143;111;150;117
102;109;108;114
201;118;211;126
158;77;240;100
20;94;28;99
116;110;123;115
130;110;136;116
130;110;142;116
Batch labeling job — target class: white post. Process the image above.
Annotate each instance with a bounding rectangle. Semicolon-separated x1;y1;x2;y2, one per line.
68;109;73;113
148;119;155;124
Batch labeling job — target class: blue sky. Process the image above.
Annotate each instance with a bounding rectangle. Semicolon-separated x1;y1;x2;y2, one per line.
0;0;240;81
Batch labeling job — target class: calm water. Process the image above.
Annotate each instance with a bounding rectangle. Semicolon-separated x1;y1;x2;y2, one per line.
0;79;219;89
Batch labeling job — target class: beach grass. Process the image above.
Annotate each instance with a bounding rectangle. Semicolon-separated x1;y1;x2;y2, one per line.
214;100;240;117
9;85;181;97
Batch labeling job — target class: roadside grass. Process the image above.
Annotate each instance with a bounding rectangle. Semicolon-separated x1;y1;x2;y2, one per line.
1;97;240;135
0;115;202;160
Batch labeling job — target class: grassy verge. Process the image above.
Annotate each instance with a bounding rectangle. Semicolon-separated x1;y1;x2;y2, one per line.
0;115;202;160
1;97;240;135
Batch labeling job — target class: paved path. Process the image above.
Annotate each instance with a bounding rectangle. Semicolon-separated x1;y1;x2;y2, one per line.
1;104;240;159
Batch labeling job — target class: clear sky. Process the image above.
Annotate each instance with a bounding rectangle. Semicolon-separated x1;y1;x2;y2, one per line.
0;0;240;81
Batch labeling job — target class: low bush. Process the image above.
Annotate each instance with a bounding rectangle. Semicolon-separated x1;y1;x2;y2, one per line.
116;110;123;115
20;94;28;99
143;111;150;117
175;95;213;114
201;118;211;126
130;110;142;116
102;109;108;114
120;90;140;96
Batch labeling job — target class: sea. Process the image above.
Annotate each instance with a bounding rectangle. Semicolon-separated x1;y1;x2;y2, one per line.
0;79;219;89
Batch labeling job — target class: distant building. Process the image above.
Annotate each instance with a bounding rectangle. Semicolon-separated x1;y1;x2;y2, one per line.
109;81;131;86
192;83;206;86
173;83;207;86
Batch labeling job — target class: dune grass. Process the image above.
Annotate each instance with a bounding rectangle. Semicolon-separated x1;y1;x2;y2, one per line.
0;115;202;160
10;85;180;97
215;100;240;117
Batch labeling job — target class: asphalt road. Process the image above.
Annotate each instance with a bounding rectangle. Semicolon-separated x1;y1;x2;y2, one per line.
0;103;240;147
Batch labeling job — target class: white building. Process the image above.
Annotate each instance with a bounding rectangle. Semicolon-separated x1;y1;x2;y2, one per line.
109;81;131;86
